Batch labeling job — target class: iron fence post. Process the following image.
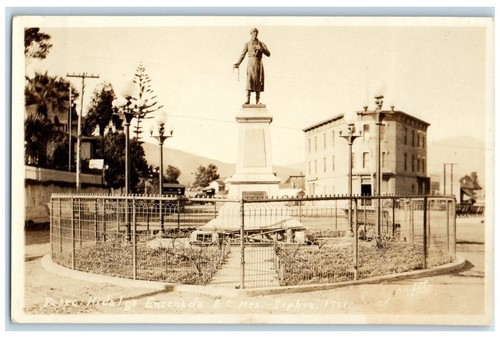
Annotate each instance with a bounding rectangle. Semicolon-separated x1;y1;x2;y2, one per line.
392;198;396;237
240;200;245;289
177;198;181;231
58;197;62;254
102;199;106;241
423;196;428;269
71;197;75;269
452;197;457;260
76;198;81;247
446;199;450;253
132;196;137;280
94;198;98;244
116;198;120;235
126;197;131;241
353;197;359;280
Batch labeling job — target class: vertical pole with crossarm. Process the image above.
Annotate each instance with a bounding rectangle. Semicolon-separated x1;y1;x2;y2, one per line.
66;72;100;191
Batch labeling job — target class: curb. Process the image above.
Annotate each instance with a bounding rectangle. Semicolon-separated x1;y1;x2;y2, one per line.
40;254;467;298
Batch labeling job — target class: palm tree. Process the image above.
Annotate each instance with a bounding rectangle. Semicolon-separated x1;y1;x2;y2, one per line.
25;72;71;118
24;110;54;166
25;72;76;168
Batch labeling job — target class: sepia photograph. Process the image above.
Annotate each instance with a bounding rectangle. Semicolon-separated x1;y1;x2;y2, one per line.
9;12;494;327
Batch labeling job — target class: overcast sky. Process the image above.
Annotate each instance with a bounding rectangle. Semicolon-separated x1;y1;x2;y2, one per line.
16;16;492;166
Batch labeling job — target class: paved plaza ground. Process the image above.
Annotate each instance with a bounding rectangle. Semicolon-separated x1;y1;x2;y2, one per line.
17;216;491;325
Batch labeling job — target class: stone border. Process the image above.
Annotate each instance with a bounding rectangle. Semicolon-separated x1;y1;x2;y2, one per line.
41;254;466;298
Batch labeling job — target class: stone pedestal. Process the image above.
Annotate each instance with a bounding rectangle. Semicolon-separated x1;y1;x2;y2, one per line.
227;104;280;199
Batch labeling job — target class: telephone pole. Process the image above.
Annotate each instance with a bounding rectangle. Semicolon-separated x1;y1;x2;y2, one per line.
443;163;457;196
66;72;99;190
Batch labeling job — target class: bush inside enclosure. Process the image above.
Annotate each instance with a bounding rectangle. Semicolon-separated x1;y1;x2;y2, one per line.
74;237;230;285
275;240;453;286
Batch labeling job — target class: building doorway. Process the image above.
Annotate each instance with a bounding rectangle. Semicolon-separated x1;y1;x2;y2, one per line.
361;184;372;206
361;184;372;196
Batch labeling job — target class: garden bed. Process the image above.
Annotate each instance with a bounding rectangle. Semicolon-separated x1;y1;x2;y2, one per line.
71;237;230;285
276;240;453;286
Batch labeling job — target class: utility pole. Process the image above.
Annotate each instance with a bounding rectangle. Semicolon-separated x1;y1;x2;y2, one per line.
66;72;99;190
443;163;457;196
68;87;72;171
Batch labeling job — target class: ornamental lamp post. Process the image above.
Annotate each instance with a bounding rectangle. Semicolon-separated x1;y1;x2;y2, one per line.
112;81;140;195
340;110;361;237
112;80;140;241
360;95;387;239
150;111;173;233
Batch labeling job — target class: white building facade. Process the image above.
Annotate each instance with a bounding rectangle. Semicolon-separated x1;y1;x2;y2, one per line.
303;109;430;197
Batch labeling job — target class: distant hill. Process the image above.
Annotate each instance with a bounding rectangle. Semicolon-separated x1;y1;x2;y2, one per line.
143;135;488;196
142;142;304;187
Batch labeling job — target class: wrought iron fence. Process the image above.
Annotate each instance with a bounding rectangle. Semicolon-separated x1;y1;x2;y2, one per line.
50;194;456;289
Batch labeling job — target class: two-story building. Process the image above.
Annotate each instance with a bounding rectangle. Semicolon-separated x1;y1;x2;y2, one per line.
303;107;430;196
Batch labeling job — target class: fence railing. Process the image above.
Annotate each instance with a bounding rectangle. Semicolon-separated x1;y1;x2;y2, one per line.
50;194;456;289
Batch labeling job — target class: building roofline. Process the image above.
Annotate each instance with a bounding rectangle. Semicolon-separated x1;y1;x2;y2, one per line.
302;113;344;132
303;110;430;133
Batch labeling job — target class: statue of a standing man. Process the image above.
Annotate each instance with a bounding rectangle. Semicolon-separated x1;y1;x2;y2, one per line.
233;28;270;105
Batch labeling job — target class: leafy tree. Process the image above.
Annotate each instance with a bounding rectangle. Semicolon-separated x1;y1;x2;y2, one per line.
83;82;123;159
83;82;122;137
132;63;164;140
24;28;52;61
193;164;220;188
101;132;149;193
459;172;482;191
165;165;181;184
46;131;69;170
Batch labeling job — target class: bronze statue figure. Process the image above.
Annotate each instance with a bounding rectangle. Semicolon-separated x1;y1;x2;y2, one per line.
233;28;270;105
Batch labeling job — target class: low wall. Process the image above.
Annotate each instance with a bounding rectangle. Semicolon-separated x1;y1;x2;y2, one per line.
25;166;108;224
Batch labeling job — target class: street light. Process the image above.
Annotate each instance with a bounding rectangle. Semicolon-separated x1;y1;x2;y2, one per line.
150;111;174;233
112;80;140;241
112;80;140;195
359;95;387;238
340;110;361;236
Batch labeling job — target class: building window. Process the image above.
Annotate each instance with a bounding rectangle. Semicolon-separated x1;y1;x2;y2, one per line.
332;130;335;146
315;136;317;152
308;161;311;175
412;130;415;147
380;124;385;141
308;138;311;153
314;160;317;174
404;153;407;171
422;134;426;149
332;155;335;172
412;184;416;194
363;152;370;169
363;124;370;141
323;157;327;172
323;133;326;149
412;154;415;172
422;158;425;172
417;156;420;172
404;128;408;145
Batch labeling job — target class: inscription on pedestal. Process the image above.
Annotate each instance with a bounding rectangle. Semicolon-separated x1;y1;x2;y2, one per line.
242;191;268;200
243;129;267;167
